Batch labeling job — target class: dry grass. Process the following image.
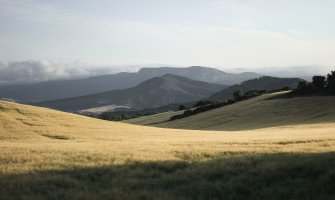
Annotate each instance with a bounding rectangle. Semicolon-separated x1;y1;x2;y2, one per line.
1;96;335;199
129;92;335;130
125;110;184;125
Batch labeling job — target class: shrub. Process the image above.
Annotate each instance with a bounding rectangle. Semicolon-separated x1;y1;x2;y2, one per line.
290;69;335;95
99;112;135;121
170;89;268;121
296;80;313;94
312;76;326;90
326;70;335;95
178;105;187;110
281;86;291;91
193;100;217;108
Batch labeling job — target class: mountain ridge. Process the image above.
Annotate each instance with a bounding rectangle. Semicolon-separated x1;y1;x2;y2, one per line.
0;66;261;103
34;74;227;112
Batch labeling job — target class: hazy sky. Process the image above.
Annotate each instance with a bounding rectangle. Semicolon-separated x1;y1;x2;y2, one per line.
0;0;335;69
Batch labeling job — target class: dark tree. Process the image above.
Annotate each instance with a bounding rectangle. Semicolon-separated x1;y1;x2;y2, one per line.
326;70;335;94
178;105;187;110
312;76;326;90
193;100;217;108
296;80;313;93
281;86;291;91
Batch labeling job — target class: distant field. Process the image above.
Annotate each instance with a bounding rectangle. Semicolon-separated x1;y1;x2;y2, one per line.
124;110;184;125
78;104;131;115
1;98;335;199
127;92;335;131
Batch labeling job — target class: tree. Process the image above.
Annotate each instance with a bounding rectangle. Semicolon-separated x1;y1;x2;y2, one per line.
193;100;217;108
312;76;326;90
233;90;243;100
281;86;291;91
178;105;187;110
296;80;313;93
326;70;335;95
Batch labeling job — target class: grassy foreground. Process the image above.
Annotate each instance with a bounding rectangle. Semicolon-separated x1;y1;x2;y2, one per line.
1;99;335;199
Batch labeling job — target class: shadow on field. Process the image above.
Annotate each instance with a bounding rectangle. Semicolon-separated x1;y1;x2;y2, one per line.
1;153;335;200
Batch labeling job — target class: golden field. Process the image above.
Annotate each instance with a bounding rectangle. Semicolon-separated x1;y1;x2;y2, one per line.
126;92;335;130
1;94;335;199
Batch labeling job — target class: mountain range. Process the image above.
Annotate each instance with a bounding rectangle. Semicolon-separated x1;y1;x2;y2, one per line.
34;74;227;112
0;66;260;103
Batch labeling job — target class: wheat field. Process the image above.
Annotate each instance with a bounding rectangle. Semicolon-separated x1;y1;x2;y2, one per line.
126;92;335;130
1;95;335;199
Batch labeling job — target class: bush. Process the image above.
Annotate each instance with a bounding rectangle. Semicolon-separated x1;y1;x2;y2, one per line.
295;80;313;94
312;76;326;90
192;100;218;108
281;86;291;91
170;89;268;121
227;99;236;105
290;69;335;96
99;113;134;121
178;105;187;110
326;70;335;95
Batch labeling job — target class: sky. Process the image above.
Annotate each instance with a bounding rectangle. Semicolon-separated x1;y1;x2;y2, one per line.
0;0;334;83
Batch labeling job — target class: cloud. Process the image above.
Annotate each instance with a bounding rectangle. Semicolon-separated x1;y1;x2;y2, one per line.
0;60;120;85
0;0;77;23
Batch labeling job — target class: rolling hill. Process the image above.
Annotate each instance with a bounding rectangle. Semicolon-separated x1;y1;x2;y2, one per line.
0;66;261;103
210;76;302;100
135;92;335;130
34;74;227;112
1;96;335;199
124;110;185;126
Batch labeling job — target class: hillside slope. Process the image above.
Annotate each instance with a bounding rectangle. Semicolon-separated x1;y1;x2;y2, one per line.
210;76;302;100
125;110;185;126
34;74;226;112
1;100;335;199
2;98;334;154
129;92;335;131
0;66;260;103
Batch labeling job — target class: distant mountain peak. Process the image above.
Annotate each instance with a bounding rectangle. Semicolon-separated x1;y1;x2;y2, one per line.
35;74;228;112
0;66;261;103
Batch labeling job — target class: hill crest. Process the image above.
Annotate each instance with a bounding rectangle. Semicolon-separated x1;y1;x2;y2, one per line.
132;92;335;131
0;66;261;103
34;74;227;112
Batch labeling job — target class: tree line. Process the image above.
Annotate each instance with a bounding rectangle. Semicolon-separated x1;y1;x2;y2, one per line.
171;89;282;121
294;70;335;95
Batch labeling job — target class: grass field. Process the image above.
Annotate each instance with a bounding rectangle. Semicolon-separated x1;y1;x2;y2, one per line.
124;110;184;126
127;92;335;131
1;95;335;199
